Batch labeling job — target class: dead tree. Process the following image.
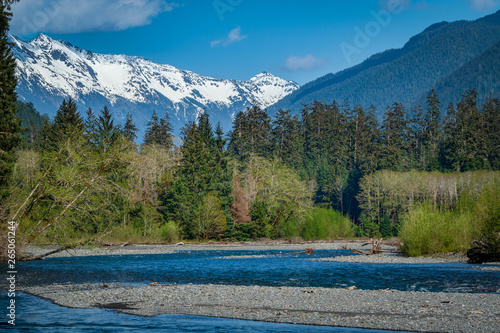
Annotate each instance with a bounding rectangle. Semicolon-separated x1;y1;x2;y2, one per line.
352;238;393;255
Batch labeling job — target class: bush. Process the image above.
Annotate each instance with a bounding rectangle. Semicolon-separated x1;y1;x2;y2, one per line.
160;221;180;243
300;208;355;240
399;202;479;256
475;184;500;256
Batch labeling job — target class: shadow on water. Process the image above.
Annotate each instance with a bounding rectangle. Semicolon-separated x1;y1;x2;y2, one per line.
3;292;412;333
16;250;500;293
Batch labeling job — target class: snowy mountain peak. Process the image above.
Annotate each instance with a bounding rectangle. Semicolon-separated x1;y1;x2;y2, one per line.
12;34;300;135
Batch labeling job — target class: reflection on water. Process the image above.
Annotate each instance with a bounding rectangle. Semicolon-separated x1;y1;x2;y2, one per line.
17;250;500;293
4;292;411;333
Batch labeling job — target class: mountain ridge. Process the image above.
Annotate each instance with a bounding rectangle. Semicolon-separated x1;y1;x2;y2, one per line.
268;10;500;116
12;33;299;136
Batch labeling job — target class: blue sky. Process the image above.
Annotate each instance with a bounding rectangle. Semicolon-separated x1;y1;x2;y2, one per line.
10;0;500;85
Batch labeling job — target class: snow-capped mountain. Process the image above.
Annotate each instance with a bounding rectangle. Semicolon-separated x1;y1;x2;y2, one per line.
11;34;299;135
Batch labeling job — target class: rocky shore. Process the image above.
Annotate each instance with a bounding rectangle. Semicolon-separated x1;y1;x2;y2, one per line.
20;282;500;333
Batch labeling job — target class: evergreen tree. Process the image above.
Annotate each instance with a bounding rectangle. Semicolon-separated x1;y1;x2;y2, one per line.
144;111;160;145
164;113;232;238
408;104;426;170
144;110;173;149
122;112;138;143
348;104;380;173
229;104;271;159
0;1;20;206
424;89;441;170
439;103;459;171
158;111;174;149
454;89;487;171
84;107;96;143
483;98;500;170
270;109;304;171
14;101;48;150
40;99;84;152
380;103;408;171
93;106;121;152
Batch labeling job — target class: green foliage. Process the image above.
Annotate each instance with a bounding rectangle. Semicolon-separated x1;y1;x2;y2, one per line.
122;112;138;143
15;101;48;149
144;110;173;148
357;170;500;227
291;207;354;240
0;3;21;208
475;183;500;256
194;192;227;240
399;202;479;256
358;214;381;238
229;104;272;159
93;106;121;152
400;179;500;256
160;221;180;243
164;113;232;238
380;215;393;238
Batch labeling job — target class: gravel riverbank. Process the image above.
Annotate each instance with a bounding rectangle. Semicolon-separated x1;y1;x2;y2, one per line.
22;241;473;264
15;241;500;332
20;282;500;333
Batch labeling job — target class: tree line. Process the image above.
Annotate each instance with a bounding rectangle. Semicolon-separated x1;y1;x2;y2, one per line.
6;87;499;245
2;2;499;247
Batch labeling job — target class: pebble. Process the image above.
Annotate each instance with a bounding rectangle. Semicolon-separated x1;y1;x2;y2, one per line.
19;282;500;333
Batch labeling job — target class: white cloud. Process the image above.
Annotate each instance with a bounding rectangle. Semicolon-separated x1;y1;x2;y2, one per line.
467;0;499;11
10;0;178;36
283;54;328;72
210;26;247;47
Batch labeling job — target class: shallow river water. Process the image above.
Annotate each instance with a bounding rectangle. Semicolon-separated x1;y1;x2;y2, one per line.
4;249;499;331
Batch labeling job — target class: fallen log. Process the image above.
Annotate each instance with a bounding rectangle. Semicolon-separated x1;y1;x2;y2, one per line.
351;238;396;255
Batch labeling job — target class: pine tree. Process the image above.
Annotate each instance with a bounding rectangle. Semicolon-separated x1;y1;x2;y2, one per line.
270;109;304;170
144;110;173;149
40;99;84;153
144;111;160;145
93;106;121;152
483;98;500;170
165;113;232;238
158;111;174;149
122;112;138;143
84;107;96;143
455;89;487;171
229;104;271;159
0;1;21;205
408;104;426;170
439;103;459;171
424;89;441;170
380;103;408;171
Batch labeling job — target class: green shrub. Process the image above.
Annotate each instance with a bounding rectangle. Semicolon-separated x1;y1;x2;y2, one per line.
160;221;180;243
475;184;500;256
300;208;355;240
399;202;479;256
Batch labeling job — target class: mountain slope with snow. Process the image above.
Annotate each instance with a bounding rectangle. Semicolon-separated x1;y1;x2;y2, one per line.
12;34;299;135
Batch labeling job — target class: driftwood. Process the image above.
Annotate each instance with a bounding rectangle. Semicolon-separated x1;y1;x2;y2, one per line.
467;240;498;264
352;238;395;255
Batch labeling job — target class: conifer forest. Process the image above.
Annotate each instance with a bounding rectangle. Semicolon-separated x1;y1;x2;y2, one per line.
5;90;500;256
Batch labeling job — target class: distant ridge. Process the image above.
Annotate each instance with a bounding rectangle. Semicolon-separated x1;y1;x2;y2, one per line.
12;34;299;135
269;10;500;117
